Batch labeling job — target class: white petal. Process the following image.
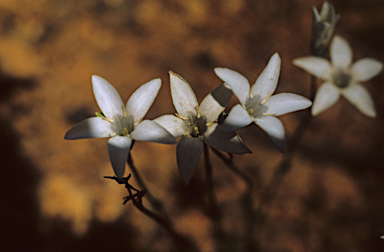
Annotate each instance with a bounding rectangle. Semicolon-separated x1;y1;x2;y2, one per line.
318;2;339;24
251;53;281;100
92;75;124;119
293;57;332;80
131;120;177;144
126;78;161;123
153;114;186;138
330;36;352;69
200;84;232;123
312;6;321;22
254;116;286;153
265;93;312;116
176;136;203;185
222;104;253;132
340;83;376;117
351;58;383;82
64;117;114;139
204;124;251;154
214;67;250;104
312;82;340;116
169;71;199;117
107;136;132;178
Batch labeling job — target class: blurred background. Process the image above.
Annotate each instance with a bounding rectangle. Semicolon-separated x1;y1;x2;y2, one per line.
1;0;384;251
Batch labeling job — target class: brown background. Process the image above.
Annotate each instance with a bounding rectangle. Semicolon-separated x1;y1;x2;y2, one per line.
1;0;384;251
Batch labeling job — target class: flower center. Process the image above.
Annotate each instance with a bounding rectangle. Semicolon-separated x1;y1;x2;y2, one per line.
332;69;351;89
111;114;135;136
180;107;208;138
244;95;268;119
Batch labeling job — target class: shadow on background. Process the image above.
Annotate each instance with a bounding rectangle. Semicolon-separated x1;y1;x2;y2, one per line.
0;73;138;251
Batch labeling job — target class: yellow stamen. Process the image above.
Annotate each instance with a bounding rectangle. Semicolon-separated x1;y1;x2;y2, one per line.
175;113;187;120
195;106;201;118
122;127;129;136
102;117;114;123
261;92;274;104
262;113;276;116
206;121;215;127
122;105;127;117
134;118;142;126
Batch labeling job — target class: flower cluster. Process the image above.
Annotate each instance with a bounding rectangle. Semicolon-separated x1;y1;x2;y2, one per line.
65;53;314;184
60;2;384;248
64;36;382;185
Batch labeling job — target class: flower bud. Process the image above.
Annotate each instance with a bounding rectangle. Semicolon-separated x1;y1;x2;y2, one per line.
311;2;339;57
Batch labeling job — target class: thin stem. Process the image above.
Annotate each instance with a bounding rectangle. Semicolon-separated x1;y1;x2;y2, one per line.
258;18;321;206
204;144;220;216
210;148;259;252
257;75;316;213
133;204;198;251
258;110;312;211
210;149;253;191
203;144;226;251
127;155;172;223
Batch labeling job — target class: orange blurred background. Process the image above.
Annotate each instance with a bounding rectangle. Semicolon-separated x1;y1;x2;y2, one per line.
1;0;384;251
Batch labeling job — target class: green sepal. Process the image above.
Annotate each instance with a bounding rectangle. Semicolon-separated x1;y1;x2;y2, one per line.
95;112;105;118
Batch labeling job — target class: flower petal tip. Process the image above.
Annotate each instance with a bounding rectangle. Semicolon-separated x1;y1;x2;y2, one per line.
311;107;322;116
270;52;281;64
64;132;72;140
244;148;252;154
367;110;377;118
146;77;162;90
91;75;108;86
176;136;203;185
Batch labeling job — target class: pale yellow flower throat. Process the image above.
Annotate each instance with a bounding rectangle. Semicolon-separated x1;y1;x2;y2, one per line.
176;106;212;138
97;105;137;137
244;93;271;119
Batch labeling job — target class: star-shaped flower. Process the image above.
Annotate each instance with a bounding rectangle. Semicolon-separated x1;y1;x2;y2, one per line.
293;35;383;117
214;53;312;153
65;75;177;178
154;72;251;185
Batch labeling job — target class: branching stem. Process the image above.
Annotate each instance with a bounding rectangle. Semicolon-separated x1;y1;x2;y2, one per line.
105;172;199;252
127;155;172;223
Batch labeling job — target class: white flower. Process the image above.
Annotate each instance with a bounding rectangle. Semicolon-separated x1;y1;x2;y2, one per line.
65;75;177;178
214;53;312;153
293;35;383;117
154;72;251;185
